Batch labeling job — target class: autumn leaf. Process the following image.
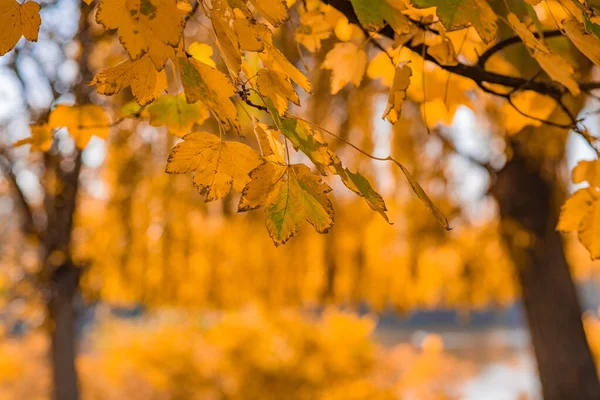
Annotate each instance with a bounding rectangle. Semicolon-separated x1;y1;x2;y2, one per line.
187;42;216;67
211;0;242;76
253;120;285;164
507;13;579;96
239;163;334;246
260;40;312;93
563;19;600;68
248;0;288;27
427;40;458;66
558;188;600;259
14;124;53;152
269;110;334;174
233;18;269;52
96;0;188;68
256;68;300;114
166;131;262;201
0;0;41;56
147;94;209;136
177;55;240;134
573;159;600;187
91;55;168;106
331;162;390;223
322;42;368;94
48;104;110;149
382;62;412;124
294;9;332;53
411;0;498;43
349;0;409;33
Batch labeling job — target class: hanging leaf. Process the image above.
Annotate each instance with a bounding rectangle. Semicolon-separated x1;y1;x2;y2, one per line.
48;104;110;149
256;68;300;114
91;55;168;106
14;124;53;152
382;61;412;124
239;163;334;246
0;0;41;55
96;0;188;68
147;94;209;136
166;131;262;201
321;42;368;94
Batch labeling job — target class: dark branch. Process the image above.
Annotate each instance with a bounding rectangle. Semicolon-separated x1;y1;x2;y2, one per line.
321;0;600;99
0;149;41;240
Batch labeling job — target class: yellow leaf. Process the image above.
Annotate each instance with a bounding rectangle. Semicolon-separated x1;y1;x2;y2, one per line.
248;0;288;27
91;55;168;106
256;68;300;114
563;19;600;68
253;120;285;164
427;39;458;66
321;42;368;94
382;62;411;124
557;188;594;232
507;13;579;95
233;18;269;52
334;17;353;42
147;93;209;136
177;55;240;134
0;0;41;56
238;163;334;246
558;188;600;260
13;124;53;152
211;0;243;76
187;42;216;67
96;0;187;69
367;51;396;87
259;41;312;93
573;159;600;187
48;104;110;149
166;131;262;201
294;10;332;53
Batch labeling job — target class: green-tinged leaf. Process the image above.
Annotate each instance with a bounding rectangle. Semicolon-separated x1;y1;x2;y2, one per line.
398;162;451;230
238;163;334;246
332;162;391;223
177;55;240;134
348;0;409;33
411;0;498;43
147;93;209;137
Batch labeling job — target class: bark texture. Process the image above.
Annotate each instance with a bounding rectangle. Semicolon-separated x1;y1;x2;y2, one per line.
492;144;600;400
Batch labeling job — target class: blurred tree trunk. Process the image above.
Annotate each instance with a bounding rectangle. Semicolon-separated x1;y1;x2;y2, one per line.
492;142;600;400
44;4;93;399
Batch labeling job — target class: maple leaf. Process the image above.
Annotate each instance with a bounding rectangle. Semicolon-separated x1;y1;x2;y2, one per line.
321;42;368;94
382;62;412;124
211;0;242;76
96;0;188;69
238;163;334;246
48;104;110;149
253;120;285;164
269;110;334;174
331;162;390;223
14;124;53;152
558;188;600;259
177;55;240;134
233;18;269;52
147;94;209;136
294;10;332;53
349;0;409;33
507;13;579;96
573;159;600;187
248;0;288;27
563;19;600;68
165;131;262;201
256;68;300;114
187;42;216;67
411;0;498;43
0;0;41;56
91;55;168;106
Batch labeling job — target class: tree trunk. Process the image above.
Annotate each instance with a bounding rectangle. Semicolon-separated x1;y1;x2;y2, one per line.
492;145;600;400
49;263;81;400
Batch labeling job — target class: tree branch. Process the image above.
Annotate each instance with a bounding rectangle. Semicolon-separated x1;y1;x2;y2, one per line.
0;148;41;240
321;0;600;98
